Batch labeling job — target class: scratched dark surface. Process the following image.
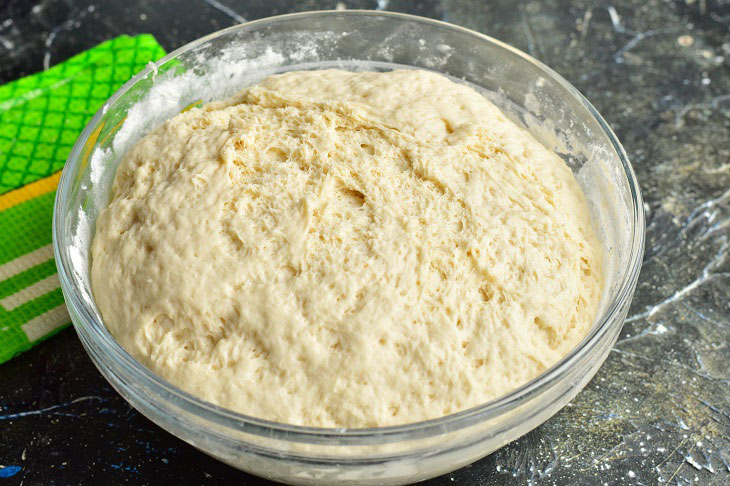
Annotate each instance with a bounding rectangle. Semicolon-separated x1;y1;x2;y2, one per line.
1;0;729;484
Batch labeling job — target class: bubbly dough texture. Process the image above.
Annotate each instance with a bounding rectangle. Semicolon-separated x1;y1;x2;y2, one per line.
91;69;602;427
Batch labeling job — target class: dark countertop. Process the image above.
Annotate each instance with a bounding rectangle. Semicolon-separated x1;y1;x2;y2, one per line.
1;0;728;484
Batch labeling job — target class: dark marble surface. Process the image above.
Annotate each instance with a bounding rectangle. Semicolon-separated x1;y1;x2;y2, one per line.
1;0;729;484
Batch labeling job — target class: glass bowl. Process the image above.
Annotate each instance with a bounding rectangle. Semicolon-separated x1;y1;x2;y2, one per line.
53;10;644;485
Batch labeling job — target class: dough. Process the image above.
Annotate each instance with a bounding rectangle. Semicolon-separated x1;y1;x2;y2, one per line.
91;69;602;427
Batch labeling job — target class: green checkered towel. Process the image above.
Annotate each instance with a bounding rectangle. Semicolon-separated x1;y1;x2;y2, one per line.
0;35;166;364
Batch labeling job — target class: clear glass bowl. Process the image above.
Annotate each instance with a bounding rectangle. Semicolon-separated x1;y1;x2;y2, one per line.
53;10;644;485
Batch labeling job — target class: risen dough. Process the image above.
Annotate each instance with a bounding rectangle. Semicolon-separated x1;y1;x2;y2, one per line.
91;69;602;427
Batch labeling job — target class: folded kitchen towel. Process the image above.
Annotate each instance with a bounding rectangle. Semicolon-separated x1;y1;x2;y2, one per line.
0;34;166;364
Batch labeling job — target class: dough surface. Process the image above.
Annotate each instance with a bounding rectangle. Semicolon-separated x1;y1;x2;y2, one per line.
91;69;602;427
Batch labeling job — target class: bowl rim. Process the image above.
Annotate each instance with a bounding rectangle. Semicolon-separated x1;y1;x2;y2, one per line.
53;9;645;444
